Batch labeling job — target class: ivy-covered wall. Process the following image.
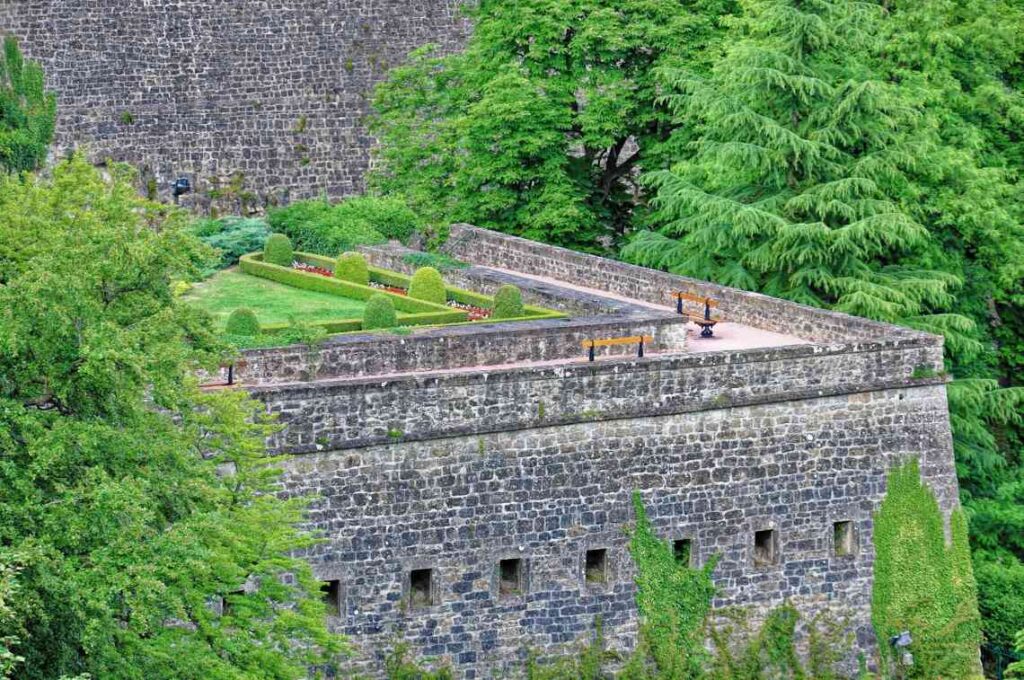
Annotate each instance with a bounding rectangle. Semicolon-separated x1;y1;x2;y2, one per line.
0;0;470;209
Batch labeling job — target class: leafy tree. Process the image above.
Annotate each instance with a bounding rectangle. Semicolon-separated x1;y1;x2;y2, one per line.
0;155;344;678
0;36;55;174
370;0;737;250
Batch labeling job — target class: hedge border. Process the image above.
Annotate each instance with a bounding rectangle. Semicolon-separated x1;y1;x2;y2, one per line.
297;252;563;319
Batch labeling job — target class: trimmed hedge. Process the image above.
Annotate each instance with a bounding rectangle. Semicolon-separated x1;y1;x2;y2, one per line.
264;233;294;267
336;252;370;285
408;267;447;305
492;285;524;319
225;308;260;336
240;253;454;315
363;294;397;330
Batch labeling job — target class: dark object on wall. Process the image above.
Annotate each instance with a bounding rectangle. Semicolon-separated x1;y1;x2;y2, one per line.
172;176;191;204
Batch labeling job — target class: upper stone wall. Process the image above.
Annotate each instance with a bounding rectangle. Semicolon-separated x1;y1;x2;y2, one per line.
0;0;469;207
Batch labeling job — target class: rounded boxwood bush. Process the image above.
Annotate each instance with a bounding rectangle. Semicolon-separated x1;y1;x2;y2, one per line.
264;233;294;267
336;251;370;286
363;293;397;330
408;266;446;305
492;284;524;319
225;308;261;336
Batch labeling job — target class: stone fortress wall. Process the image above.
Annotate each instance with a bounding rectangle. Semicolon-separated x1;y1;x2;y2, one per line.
234;226;959;677
0;0;469;207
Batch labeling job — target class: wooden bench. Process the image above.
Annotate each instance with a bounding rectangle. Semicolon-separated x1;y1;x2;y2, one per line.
670;292;721;338
581;335;654;362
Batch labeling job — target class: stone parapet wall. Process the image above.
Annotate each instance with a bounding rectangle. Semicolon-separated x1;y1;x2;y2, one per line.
281;384;958;677
229;315;688;385
255;339;947;454
0;1;469;206
443;225;933;345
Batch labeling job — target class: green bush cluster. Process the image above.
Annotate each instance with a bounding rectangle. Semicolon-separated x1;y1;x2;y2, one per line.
363;294;397;330
263;233;294;267
267;196;419;255
225;308;260;336
408;266;446;305
401;251;468;271
192;216;270;273
491;285;524;319
336;251;369;285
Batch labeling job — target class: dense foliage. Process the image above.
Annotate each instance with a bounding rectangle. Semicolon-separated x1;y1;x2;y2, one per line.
0;156;342;678
192;216;271;274
369;0;737;249
408;266;447;305
267;196;417;255
336;251;370;286
0;36;55;175
363;294;397;330
872;460;981;678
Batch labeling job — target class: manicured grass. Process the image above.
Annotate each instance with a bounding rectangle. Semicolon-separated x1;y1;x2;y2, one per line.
185;268;366;329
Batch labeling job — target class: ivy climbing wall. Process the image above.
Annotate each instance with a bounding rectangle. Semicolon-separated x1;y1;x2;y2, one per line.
0;0;469;210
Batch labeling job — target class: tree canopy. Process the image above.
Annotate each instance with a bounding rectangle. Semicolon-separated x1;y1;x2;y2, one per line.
369;0;737;250
0;155;343;679
0;36;55;175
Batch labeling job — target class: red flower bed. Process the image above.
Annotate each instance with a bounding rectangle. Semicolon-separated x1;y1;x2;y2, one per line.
293;262;333;278
369;282;408;296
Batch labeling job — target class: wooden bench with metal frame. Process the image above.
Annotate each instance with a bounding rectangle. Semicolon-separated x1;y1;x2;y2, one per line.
581;335;654;362
670;292;721;338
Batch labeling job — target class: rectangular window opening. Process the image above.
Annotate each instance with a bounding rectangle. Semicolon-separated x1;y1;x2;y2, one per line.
409;568;434;609
321;580;341;616
585;549;608;584
754;529;778;567
673;539;693;567
834;521;855;556
499;558;523;597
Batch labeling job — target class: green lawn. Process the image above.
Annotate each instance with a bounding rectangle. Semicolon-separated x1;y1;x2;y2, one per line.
185;268;366;329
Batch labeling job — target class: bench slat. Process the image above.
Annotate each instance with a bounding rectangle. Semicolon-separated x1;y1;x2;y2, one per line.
672;292;718;307
581;335;654;349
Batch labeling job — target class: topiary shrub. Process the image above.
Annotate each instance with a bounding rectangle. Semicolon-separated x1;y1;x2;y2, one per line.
491;284;524;319
264;233;294;267
408;266;446;305
336;251;370;286
363;294;397;330
225;308;261;336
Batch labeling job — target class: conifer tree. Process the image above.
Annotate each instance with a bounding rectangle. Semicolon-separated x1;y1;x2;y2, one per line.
624;0;959;327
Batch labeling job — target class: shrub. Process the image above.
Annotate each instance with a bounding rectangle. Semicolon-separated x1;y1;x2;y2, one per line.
402;251;469;271
225;308;260;336
264;233;294;267
491;284;524;319
408;266;446;305
335;251;369;286
363;294;397;330
192;216;271;273
268;197;403;255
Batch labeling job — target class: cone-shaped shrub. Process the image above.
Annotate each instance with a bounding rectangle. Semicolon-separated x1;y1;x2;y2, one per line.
492;284;524;319
225;308;261;336
408;266;446;305
264;233;294;267
363;293;397;330
336;251;370;285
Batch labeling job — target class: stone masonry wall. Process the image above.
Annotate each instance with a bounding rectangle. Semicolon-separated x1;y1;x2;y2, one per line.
280;383;959;678
0;0;468;207
443;224;929;345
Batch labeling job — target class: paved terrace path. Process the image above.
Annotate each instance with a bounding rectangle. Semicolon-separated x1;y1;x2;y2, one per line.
480;264;810;353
